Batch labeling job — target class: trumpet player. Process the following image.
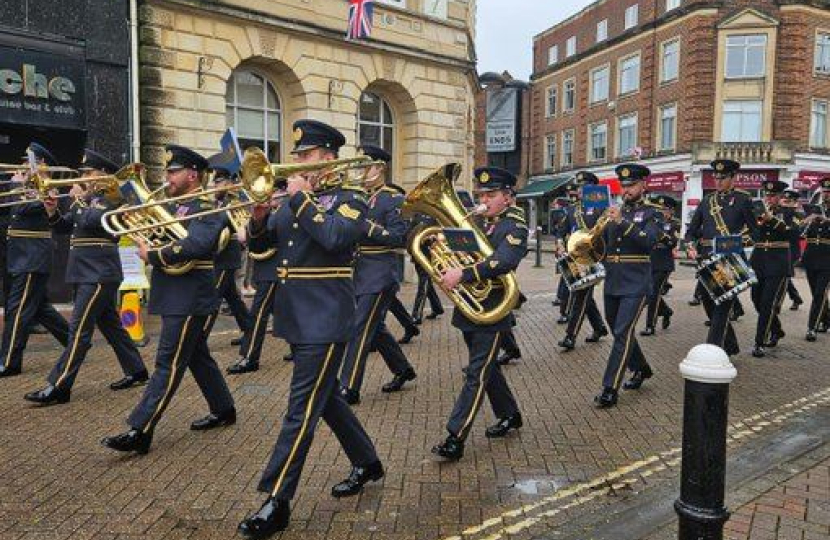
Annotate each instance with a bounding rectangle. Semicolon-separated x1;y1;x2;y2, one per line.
594;164;662;408
0;143;69;378
431;167;525;461
102;145;236;454
23;150;148;405
238;121;383;539
802;178;830;341
339;144;416;404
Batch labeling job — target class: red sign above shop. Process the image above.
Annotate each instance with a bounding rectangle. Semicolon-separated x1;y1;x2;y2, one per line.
646;171;686;192
794;170;829;190
701;169;779;190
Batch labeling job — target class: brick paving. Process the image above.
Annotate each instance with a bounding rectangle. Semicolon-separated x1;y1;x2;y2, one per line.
0;254;827;540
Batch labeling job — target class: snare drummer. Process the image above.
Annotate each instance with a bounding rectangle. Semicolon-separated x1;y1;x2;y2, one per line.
685;159;758;356
749;180;800;358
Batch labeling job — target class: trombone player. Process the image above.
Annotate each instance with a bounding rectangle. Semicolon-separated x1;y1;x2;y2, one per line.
0;143;69;378
24;149;148;405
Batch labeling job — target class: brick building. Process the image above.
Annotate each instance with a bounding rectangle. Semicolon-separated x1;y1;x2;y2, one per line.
525;0;830;229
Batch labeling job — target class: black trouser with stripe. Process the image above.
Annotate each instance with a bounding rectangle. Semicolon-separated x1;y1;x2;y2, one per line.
645;271;673;329
341;286;414;393
787;279;803;304
565;285;605;337
1;272;69;371
500;329;520;356
258;342;378;500
205;269;251;335
557;277;570;317
127;314;234;433
412;264;443;320
388;294;418;333
238;280;276;362
700;289;740;354
446;331;519;440
806;269;830;331
601;295;649;390
751;276;788;346
46;282;144;390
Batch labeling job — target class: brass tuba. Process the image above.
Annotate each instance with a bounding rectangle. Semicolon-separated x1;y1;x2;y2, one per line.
566;210;610;265
401;163;520;325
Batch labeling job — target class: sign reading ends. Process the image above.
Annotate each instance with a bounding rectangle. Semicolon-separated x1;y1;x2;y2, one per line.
0;46;86;130
486;87;517;153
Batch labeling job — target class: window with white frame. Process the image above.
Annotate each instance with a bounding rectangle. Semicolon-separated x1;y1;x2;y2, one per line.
617;114;638;157
563;78;576;111
590;122;608;161
811;99;828;148
358;91;395;156
591;66;610;103
661;39;680;82
546;85;558;117
815;33;830;73
545;135;557;170
666;0;680;11
226;69;282;162
725;34;767;78
562;129;575;167
566;36;577;57
659;104;677;151
619;54;641;95
625;4;639;30
597;20;608;43
548;45;559;66
721;100;762;142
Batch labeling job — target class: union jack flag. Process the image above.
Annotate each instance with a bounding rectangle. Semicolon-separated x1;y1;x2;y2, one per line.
346;0;374;40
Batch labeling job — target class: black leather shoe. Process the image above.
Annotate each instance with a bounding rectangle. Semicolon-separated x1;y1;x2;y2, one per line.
751;346;766;358
0;365;21;378
381;369;416;393
585;328;608;343
330;460;384;498
190;408;236;431
558;335;575;351
497;350;521;366
398;326;420;344
412;316;423;326
227;358;259;375
704;320;712;327
556;315;569;325
725;345;740;357
109;370;149;391
790;300;802;311
552;298;561;307
765;330;785;348
432;435;464;461
341;387;360;405
662;309;673;330
485;413;523;438
689;298;701;306
640;327;655;337
806;330;818;342
426;309;444;320
231;336;243;347
818;323;829;333
594;388;618;408
282;352;294;362
623;365;654;390
24;385;71;405
101;428;152;454
238;497;290;539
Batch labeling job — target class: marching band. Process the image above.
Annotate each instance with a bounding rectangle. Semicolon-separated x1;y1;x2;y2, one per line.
1;124;829;538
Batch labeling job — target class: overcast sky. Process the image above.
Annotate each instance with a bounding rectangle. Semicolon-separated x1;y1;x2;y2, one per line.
476;0;595;80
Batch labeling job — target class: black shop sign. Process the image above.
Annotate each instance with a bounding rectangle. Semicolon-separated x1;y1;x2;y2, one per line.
0;46;86;130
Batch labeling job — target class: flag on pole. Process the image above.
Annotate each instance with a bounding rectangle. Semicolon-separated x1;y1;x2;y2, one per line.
346;0;374;40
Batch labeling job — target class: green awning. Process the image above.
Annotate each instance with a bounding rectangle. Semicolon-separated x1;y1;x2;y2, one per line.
515;175;573;199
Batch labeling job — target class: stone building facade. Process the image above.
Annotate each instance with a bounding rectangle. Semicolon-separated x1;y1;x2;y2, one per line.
137;0;477;188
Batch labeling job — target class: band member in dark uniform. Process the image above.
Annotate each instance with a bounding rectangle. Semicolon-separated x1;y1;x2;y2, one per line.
641;195;678;336
749;180;800;357
410;213;445;323
431;167;524;461
339;144;416;404
781;189;804;311
802;178;830;341
594;164;662;408
202;158;252;340
554;189;576;324
23;150;148;404
558;172;609;350
238;121;383;538
685;159;758;356
0;143;69;378
101;145;236;454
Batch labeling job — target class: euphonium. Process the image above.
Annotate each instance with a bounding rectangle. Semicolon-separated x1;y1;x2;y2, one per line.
566;210;610;266
401;163;520;325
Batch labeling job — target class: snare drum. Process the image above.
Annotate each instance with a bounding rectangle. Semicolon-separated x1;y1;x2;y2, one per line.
697;253;758;305
556;254;606;292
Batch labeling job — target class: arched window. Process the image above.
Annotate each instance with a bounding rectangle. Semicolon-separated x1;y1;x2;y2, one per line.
225;70;281;162
357;91;394;159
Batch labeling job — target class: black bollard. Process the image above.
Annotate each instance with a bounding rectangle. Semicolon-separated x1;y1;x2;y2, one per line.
675;344;737;540
534;226;543;268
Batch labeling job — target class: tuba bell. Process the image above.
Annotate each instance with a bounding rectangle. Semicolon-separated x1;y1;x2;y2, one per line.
566;210;610;265
401;163;520;325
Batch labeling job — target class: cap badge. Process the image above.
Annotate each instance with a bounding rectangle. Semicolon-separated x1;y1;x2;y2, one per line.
621;168;631;178
293;127;303;143
480;172;490;184
164;150;173;167
716;163;724;172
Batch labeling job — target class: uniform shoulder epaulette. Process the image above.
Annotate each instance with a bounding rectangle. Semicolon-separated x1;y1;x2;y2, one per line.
643;199;662;209
735;188;752;197
341;184;367;195
387;183;406;195
505;206;526;224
